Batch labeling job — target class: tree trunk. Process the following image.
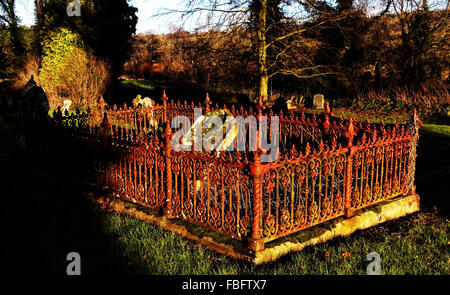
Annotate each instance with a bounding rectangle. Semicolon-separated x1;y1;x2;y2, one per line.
259;73;268;102
257;0;268;103
34;0;45;57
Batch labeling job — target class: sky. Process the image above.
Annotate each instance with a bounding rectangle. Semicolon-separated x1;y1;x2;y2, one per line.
14;0;447;34
15;0;190;34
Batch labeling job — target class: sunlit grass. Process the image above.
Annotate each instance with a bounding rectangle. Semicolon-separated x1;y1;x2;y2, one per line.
421;124;450;138
95;208;449;275
120;79;159;91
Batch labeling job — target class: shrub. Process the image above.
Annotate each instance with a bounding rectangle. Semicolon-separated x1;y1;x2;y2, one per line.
39;28;110;110
12;54;41;90
55;48;110;109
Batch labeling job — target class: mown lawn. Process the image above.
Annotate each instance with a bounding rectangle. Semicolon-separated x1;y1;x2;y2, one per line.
0;109;448;275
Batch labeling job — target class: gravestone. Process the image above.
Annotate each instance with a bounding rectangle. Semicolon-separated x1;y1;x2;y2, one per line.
17;76;50;150
62;100;72;115
313;94;325;109
132;95;155;108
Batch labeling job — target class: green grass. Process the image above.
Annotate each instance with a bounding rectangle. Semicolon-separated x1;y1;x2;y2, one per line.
120;79;159;91
323;108;411;125
96;208;449;275
421;124;450;140
115;78;252;107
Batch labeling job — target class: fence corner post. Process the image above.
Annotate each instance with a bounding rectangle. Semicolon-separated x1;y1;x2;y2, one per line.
248;132;264;252
163;120;174;219
344;118;357;218
406;109;422;196
345;146;355;218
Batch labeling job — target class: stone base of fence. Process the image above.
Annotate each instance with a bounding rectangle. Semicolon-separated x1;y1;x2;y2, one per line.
86;191;420;265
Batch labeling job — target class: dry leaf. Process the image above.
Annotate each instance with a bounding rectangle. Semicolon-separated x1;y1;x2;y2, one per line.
342;252;352;258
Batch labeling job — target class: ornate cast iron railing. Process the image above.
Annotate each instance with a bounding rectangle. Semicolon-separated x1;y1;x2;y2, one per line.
26;92;421;252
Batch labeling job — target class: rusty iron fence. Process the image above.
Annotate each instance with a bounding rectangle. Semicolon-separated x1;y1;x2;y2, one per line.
25;92;421;252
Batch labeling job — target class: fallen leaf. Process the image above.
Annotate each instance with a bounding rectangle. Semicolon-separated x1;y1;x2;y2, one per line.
342;252;352;258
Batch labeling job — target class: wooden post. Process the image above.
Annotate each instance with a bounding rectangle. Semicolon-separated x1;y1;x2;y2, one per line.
248;131;264;252
163;121;174;219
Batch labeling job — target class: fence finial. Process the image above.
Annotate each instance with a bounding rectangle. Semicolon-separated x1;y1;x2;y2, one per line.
205;92;211;114
257;96;265;120
323;113;330;133
97;95;107;111
324;101;332;116
345;118;357;147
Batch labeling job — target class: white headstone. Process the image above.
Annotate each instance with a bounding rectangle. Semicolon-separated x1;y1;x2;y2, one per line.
313;94;325;109
62;100;72;115
141;97;155;108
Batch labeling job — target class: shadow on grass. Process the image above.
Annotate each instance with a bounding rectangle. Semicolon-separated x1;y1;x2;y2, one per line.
416;125;450;218
0;110;139;275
